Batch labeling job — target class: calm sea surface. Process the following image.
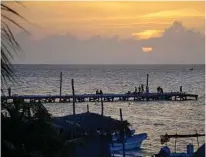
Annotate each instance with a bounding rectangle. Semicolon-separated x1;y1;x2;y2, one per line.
2;64;205;156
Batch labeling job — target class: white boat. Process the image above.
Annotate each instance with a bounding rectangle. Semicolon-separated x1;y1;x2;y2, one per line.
110;133;148;151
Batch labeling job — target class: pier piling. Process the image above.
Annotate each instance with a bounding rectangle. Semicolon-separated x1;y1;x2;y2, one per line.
120;108;125;157
101;97;104;115
87;104;89;112
71;79;76;115
59;72;62;102
146;74;149;87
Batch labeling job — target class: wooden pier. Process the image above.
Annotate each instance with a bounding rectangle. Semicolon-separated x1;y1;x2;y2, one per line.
2;74;198;104
1;92;198;104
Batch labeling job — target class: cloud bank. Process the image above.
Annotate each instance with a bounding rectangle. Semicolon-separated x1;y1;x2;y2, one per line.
13;21;205;64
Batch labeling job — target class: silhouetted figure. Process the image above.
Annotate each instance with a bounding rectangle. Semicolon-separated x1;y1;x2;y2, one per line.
8;87;11;97
138;86;141;93
157;87;160;93
96;89;99;94
157;86;163;93
134;87;137;93
100;90;103;94
127;91;131;94
160;87;163;94
180;86;182;93
141;84;144;93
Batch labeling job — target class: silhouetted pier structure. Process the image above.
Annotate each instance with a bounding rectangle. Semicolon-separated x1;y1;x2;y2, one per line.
2;73;198;104
2;92;198;104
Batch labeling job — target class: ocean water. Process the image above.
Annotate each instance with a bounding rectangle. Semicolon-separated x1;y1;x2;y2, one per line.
2;64;205;156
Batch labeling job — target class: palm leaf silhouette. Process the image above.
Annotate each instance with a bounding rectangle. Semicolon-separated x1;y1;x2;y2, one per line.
1;2;29;85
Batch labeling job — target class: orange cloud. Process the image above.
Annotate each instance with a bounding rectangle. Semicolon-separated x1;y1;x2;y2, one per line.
6;1;205;39
142;47;153;53
140;9;204;19
133;30;164;39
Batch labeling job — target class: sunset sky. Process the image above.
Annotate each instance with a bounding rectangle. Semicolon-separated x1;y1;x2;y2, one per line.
4;1;205;64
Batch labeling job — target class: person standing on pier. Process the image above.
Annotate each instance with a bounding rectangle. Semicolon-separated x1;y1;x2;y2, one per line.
138;86;141;94
141;84;144;93
96;89;99;94
157;86;160;93
134;87;137;94
160;87;164;93
180;86;182;93
100;89;103;94
8;87;11;97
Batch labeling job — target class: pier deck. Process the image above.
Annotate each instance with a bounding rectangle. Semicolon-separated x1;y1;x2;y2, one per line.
1;92;198;103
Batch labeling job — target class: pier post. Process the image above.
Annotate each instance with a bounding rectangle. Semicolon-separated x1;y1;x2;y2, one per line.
101;97;104;115
8;87;11;97
120;108;125;157
71;79;76;115
59;72;62;102
146;74;149;93
196;131;199;148
146;74;149;86
87;104;89;112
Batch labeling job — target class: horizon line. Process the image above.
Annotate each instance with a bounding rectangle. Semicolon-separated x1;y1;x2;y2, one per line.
11;63;205;65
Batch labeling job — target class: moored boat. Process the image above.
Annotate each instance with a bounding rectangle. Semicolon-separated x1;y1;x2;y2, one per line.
154;132;205;157
155;144;199;157
110;132;148;151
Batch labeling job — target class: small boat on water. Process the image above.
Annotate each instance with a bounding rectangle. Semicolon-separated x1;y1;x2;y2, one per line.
110;129;148;151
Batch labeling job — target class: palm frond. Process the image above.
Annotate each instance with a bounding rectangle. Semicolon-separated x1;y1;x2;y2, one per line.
2;15;29;33
1;3;27;21
1;3;28;84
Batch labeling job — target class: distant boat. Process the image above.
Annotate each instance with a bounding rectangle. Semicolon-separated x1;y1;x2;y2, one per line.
189;65;194;71
110;130;148;151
